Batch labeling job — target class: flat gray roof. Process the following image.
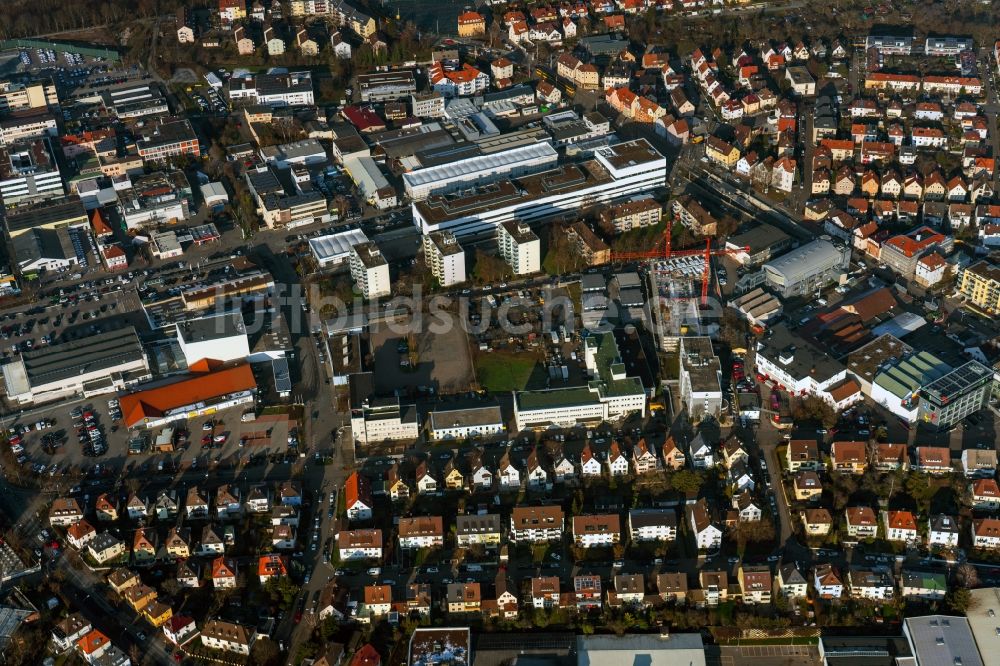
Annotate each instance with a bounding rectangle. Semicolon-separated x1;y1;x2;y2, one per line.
904;616;982;666
18;325;145;388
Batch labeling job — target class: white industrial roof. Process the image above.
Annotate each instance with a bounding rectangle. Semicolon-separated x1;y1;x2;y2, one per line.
402;142;557;189
308;228;370;260
763;238;843;282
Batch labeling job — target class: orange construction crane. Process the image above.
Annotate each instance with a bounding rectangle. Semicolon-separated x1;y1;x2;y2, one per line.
611;216;747;307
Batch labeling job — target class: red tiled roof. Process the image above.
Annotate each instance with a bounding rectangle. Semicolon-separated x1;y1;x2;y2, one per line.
120;364;256;428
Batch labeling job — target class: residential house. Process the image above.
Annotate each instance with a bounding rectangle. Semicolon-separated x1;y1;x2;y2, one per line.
176;560;200;588
455;514;502;548
786;440;820;472
95;494;118;522
406;583;432;617
415;461;438;495
278;480;302;506
873;443;909;472
962;449;998;478
928;515;961;548
211;556;238;588
163;615;197;646
632;439;658;474
385;464;410;501
531;576;561;609
883;510;918;544
52;612;92;652
443;460;465;490
107;567;139;595
580;443;603;476
67;519;97;550
446;582;481;614
846;506;878;539
49;498;84;527
245;486;270;513
607;441;629;476
498;452;521;490
215;485;242;519
123;584;157;612
738;566;772;605
126;494;149;520
572;514;621;548
801;508;832;536
900;570;947;600
661;437;686;470
346;472;373;521
777;563;808;600
735;492;763;522
916;446;952;474
699;570;728;607
973;518;1000;550
132;528;157;564
793;472;823;501
574;575;603;610
525;449;549;489
164;527;191;559
200;619;255;655
689;434;715;469
199;525;226;555
831;441;867;474
88;533;125;564
689;499;722;550
628;509;677;543
338;529;383;560
613;574;646;607
656;572;688;604
971;478;1000;510
397;516;444;550
272;524;296;550
186;487;209;519
510;506;564;543
813;564;843;599
848;567;895;601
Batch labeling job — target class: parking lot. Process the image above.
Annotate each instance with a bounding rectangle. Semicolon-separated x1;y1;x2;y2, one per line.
9;395;300;490
369;315;476;395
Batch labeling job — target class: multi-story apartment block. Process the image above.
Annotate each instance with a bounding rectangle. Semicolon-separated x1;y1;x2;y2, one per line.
497;221;541;275
422;231;466;287
349;242;391;299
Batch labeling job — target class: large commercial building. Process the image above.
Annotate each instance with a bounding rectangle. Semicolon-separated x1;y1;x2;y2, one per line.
117;171;192;229
357;71;417;103
308;228;370;268
136;120;200;163
678;337;723;420
754;324;860;409
761;237;850;298
4;195;89;238
412;140;668;238
403;143;558;201
869;350;951;422
176;314;251;367
0;80;58;113
343;155;397;209
227;71;314;107
918;361;992;430
902;616;983;666
2;326;150;405
497;221;540;275
422;231;466;286
119;364;258;429
0;137;64;206
514;332;646;430
349;242;391;299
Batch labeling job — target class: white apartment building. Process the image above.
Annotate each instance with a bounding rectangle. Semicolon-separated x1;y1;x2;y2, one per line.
572;514;621;548
510;506;564;543
928;515;961;548
628;509;677;542
497;221;541;275
226;71;314;107
422;231;466;286
396;516;444;549
427;402;503;440
349;242;391;299
678;336;723;420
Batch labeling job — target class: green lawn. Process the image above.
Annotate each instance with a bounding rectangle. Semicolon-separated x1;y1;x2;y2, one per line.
475;351;544;392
